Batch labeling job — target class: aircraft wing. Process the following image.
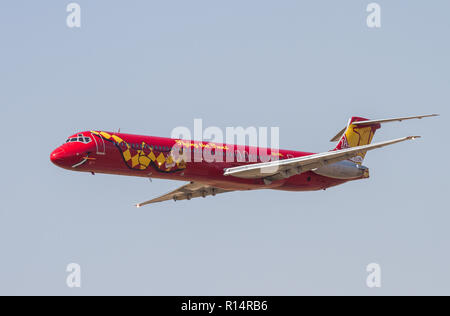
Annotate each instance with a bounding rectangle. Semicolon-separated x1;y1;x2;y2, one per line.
136;182;233;207
223;136;420;180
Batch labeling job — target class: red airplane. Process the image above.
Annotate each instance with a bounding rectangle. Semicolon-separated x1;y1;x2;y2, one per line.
50;114;438;206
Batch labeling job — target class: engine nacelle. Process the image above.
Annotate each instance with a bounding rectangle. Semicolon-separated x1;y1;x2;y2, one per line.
312;160;369;180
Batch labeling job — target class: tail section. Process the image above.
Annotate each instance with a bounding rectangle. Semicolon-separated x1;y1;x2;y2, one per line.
330;114;439;164
333;117;381;164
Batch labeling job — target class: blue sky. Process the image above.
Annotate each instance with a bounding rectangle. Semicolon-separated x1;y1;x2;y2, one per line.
0;0;449;295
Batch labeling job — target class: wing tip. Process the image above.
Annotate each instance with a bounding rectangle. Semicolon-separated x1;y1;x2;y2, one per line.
417;113;439;119
417;113;439;117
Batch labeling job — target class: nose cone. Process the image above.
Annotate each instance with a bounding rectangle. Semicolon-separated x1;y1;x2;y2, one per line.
51;147;76;168
50;148;65;165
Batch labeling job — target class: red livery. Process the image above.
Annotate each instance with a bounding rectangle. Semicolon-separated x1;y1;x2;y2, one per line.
50;114;437;206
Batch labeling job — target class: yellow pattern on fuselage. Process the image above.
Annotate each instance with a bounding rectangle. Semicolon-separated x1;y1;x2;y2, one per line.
91;131;186;172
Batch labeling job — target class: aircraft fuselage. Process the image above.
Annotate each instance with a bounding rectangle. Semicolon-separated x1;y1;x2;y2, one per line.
50;131;367;192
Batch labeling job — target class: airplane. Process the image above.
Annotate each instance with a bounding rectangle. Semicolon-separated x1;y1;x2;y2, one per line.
50;114;438;207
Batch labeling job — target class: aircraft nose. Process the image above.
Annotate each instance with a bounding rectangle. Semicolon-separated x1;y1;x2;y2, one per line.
50;148;66;165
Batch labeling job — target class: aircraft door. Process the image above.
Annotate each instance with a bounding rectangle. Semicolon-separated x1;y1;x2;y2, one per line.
91;132;106;155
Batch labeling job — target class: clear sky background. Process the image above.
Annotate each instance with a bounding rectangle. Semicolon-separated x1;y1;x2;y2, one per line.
0;1;449;295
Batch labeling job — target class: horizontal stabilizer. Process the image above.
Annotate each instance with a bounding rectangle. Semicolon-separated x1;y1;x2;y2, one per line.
330;114;438;142
351;114;439;126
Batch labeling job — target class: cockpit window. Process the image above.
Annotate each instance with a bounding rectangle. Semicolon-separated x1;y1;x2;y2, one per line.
65;135;92;144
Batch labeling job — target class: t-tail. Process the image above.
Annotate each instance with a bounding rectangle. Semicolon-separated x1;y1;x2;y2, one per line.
329;114;439;164
331;117;381;164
